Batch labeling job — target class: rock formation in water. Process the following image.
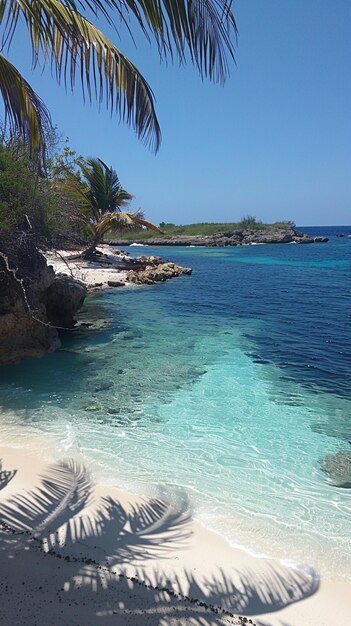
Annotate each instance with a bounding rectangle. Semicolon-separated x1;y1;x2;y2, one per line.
45;273;86;328
320;451;351;487
127;256;192;285
113;228;329;247
0;236;87;365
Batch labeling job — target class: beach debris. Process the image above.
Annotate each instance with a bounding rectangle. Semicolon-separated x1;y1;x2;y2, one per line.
320;450;351;487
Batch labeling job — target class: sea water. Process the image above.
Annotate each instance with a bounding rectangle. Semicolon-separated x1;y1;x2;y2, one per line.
0;227;350;579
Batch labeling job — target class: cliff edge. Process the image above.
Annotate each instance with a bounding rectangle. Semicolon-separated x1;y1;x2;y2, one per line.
0;235;86;365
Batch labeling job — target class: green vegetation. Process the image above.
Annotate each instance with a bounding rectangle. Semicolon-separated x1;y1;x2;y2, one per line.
0;137;64;238
0;132;160;255
111;219;296;240
0;0;237;156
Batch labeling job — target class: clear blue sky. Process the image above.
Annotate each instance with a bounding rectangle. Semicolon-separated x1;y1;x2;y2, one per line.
8;0;351;225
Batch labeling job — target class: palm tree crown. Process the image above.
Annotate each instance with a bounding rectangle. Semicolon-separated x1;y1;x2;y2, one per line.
73;157;160;256
78;158;134;220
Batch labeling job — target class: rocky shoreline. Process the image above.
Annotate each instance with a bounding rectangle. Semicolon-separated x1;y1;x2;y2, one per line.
0;241;87;365
113;228;328;247
127;255;192;285
0;226;328;366
0;243;192;365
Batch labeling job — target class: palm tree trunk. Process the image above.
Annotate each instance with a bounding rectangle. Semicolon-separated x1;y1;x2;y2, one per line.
82;231;102;260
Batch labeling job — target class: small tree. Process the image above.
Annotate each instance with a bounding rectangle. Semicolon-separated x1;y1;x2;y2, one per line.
239;215;261;229
66;158;160;258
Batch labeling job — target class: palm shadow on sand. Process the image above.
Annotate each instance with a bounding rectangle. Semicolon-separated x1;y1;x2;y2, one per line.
0;459;17;491
0;460;319;625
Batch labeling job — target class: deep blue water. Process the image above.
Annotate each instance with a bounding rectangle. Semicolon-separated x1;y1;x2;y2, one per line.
0;226;350;578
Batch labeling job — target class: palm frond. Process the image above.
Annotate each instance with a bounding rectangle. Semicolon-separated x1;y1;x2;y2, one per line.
1;0;161;151
69;0;239;83
95;210;161;235
123;0;238;84
76;158;134;216
0;54;51;154
0;0;237;155
131;215;162;233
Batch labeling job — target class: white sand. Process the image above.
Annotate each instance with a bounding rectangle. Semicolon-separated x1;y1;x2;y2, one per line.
0;440;349;626
44;246;132;290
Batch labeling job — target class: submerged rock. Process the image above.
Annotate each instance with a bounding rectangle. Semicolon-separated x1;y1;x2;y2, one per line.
320;451;351;487
94;381;114;393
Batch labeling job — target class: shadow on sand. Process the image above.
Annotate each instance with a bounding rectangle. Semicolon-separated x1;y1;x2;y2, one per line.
0;459;319;625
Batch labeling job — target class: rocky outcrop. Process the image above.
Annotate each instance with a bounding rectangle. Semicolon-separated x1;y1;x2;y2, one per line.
114;228;328;247
320;451;351;487
0;237;87;365
45;274;87;328
127;256;192;285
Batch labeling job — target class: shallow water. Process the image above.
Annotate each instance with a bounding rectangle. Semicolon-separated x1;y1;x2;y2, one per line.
1;227;351;579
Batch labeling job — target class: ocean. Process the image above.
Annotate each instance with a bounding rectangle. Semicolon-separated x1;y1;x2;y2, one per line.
0;226;350;579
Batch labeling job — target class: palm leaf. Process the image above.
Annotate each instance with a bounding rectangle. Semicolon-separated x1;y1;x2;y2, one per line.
0;53;51;153
0;0;237;153
132;216;162;233
1;0;161;151
76;157;134;216
5;1;238;83
95;210;161;235
123;0;238;83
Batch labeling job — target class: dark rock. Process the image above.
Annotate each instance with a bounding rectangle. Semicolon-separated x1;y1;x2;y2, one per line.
45;274;87;328
0;237;87;365
0;239;59;364
320;451;351;487
107;280;125;287
313;236;329;243
295;238;314;244
94;381;114;392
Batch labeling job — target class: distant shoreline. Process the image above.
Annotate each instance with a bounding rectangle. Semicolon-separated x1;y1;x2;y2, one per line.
111;227;328;247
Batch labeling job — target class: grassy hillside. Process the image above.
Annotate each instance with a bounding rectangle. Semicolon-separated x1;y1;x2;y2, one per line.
110;219;295;241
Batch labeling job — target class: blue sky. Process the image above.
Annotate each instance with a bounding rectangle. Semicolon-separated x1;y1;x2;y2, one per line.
8;0;351;225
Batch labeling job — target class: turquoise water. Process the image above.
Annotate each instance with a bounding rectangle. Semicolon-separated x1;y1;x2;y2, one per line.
1;229;351;578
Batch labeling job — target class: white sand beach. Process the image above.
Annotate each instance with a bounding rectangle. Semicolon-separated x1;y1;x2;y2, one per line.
0;437;349;626
44;246;131;290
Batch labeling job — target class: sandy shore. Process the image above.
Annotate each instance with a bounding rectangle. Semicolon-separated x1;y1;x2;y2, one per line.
44;246;132;290
0;437;350;626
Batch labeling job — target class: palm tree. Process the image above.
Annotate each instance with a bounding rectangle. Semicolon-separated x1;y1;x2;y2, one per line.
73;157;160;257
0;1;237;156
